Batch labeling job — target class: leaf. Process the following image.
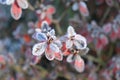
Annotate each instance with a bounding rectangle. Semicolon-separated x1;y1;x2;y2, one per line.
11;1;22;20
79;1;89;16
46;5;56;15
0;0;7;4
105;0;114;6
0;55;5;64
74;54;85;72
74;34;87;49
50;43;59;53
53;40;62;48
45;46;55;61
79;47;89;55
66;54;74;63
55;52;63;61
49;29;55;36
32;43;46;56
100;34;108;45
16;0;28;9
67;26;76;37
35;28;41;32
66;39;73;49
41;21;51;32
6;0;14;5
72;2;78;11
36;32;47;42
103;23;112;34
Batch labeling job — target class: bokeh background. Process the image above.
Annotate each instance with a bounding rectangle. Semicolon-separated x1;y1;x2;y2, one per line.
0;0;120;80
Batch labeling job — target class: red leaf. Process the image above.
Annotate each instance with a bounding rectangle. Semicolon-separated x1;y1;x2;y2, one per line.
55;52;63;61
74;55;85;72
11;1;22;20
46;5;56;15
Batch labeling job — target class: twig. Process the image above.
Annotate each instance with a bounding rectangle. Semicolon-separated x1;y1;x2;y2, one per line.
52;19;62;35
28;2;35;11
99;7;111;25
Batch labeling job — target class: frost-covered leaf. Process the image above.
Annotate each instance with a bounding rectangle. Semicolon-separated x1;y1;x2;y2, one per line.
66;54;74;63
45;46;55;61
17;0;28;9
74;34;87;49
46;5;56;15
49;29;55;36
67;26;76;37
105;0;114;6
41;21;51;32
79;47;89;55
35;28;41;32
50;43;59;53
35;33;47;42
11;1;22;20
79;1;89;16
55;52;63;61
6;0;14;5
66;40;73;49
103;23;112;34
32;43;46;56
0;55;5;64
0;0;7;4
74;54;85;72
72;2;78;11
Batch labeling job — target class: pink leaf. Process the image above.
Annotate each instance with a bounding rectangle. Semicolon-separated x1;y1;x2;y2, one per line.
103;23;112;34
11;1;22;20
0;55;5;64
45;46;55;61
46;5;56;15
55;52;63;61
74;54;85;72
79;1;89;16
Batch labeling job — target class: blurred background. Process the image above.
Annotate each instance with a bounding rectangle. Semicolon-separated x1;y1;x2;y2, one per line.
0;0;120;80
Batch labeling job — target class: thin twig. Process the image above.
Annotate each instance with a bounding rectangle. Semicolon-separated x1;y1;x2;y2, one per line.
28;2;35;11
52;19;63;35
99;7;111;25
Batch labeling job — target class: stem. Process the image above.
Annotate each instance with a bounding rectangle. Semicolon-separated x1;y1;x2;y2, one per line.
99;7;111;25
86;55;105;66
28;2;35;11
108;44;114;58
52;20;63;35
57;9;69;22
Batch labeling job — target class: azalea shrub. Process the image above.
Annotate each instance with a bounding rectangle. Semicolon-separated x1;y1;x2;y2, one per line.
0;0;120;80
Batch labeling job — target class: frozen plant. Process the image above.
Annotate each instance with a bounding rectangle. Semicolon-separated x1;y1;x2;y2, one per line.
32;21;63;61
32;21;89;72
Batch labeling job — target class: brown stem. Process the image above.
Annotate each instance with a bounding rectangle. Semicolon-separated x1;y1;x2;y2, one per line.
99;7;111;25
28;2;35;11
